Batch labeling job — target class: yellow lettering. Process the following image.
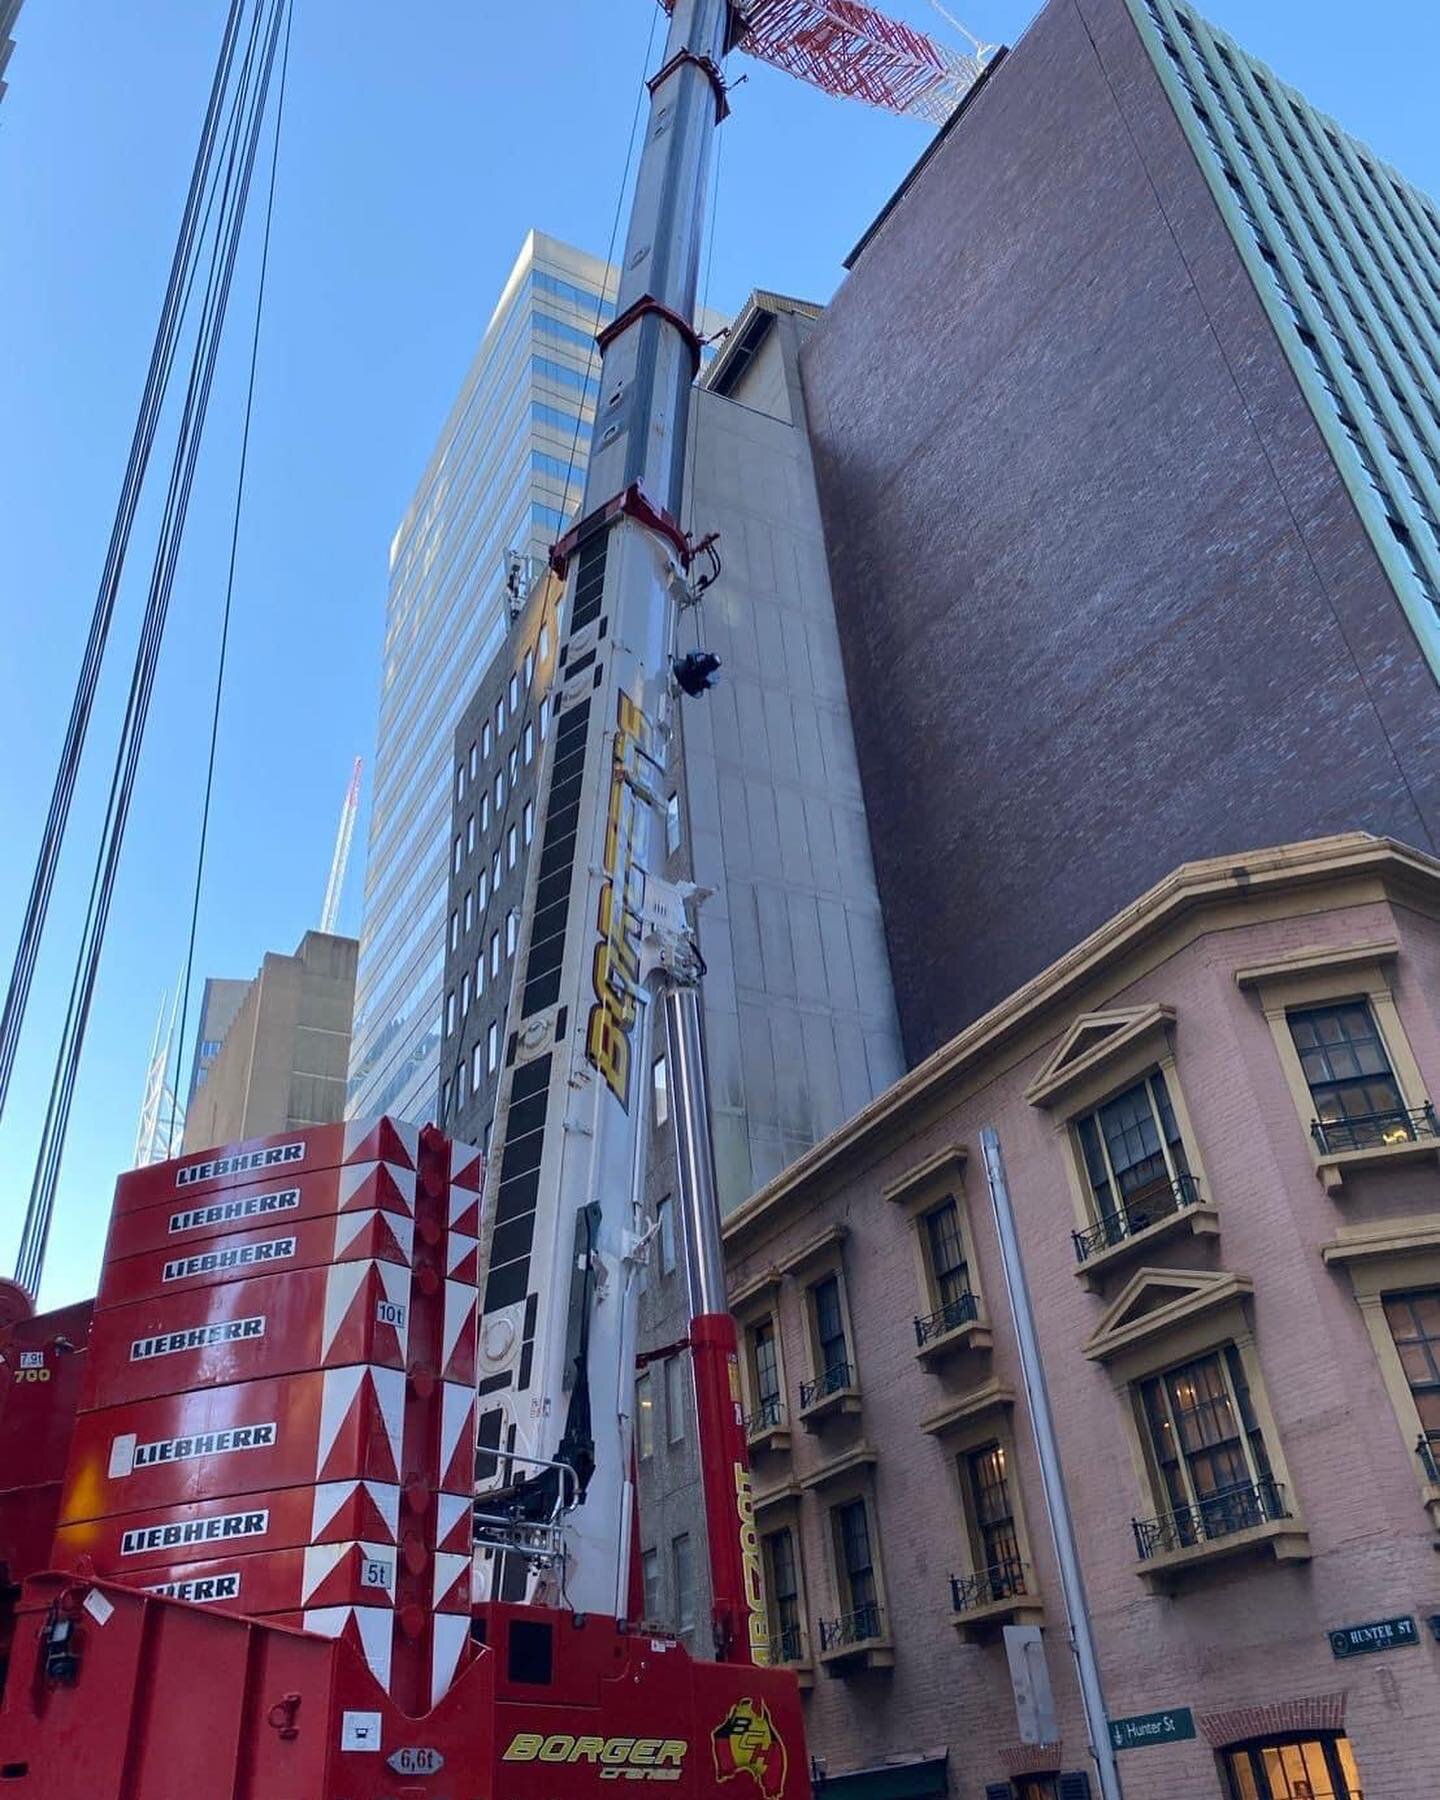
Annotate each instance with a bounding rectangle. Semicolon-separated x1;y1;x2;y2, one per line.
572;1738;608;1765
656;1742;687;1768
539;1735;576;1763
601;1740;636;1766
630;1741;661;1767
503;1734;544;1763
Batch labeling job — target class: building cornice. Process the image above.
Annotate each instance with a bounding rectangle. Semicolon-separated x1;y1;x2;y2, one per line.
725;834;1440;1249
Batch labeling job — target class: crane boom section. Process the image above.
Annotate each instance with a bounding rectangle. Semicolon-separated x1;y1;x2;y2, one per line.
473;0;730;1623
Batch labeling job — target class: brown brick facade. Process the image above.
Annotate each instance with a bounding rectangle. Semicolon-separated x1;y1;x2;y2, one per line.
798;0;1440;1066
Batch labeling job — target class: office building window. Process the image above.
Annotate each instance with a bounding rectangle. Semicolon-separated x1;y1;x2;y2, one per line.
468;741;478;780
1139;1346;1275;1535
523;723;535;765
461;972;471;1015
449;911;459;953
665;1352;687;1444
764;1528;803;1662
539;623;550;661
441;1079;452;1118
1289;1000;1408;1141
509;673;520;715
657;1195;676;1276
491;851;501;890
831;1498;879;1629
490;932;500;978
463;891;474;934
1219;1732;1366;1799
452;835;462;875
636;1370;655;1459
924;1199;972;1311
456;765;466;804
524;649;535;688
509;745;519;782
811;1275;850;1387
1075;1071;1189;1224
475;953;485;1000
455;1060;466;1105
482;720;492;760
523;800;534;845
540;699;549;742
496;696;506;736
1384;1289;1440;1445
652;1055;670;1128
672;1534;695;1631
665;792;682;854
506;909;518;957
494;771;505;809
487;1020;500;1074
641;1548;660;1622
471;1041;483;1091
466;813;476;854
965;1443;1023;1593
477;868;488;911
750;1318;782;1428
481;792;490;832
508;825;518;869
445;992;456;1037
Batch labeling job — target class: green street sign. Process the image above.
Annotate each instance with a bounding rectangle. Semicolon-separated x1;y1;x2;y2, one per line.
1328;1616;1419;1659
1108;1708;1197;1752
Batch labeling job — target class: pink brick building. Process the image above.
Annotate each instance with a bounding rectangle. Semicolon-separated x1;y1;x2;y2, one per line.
724;836;1440;1800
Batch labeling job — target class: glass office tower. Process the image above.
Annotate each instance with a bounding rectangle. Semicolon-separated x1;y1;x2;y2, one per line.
1138;0;1440;655
347;231;616;1122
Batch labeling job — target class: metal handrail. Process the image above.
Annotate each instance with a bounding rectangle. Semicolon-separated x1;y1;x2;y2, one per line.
472;1450;580;1567
1132;1477;1289;1560
767;1624;805;1664
1310;1102;1438;1155
949;1559;1027;1612
1072;1172;1200;1263
745;1394;786;1435
914;1290;980;1346
800;1360;854;1410
817;1602;882;1651
1418;1432;1440;1484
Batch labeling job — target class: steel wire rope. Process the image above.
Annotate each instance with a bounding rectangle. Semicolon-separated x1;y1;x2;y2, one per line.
0;0;249;1130
171;0;295;1156
14;0;288;1294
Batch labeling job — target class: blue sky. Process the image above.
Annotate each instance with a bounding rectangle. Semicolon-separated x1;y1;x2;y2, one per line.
1;0;1437;1307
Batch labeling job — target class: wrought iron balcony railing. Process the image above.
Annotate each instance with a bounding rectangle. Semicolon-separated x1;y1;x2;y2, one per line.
767;1624;805;1664
745;1395;786;1436
1418;1432;1440;1484
1310;1103;1438;1156
800;1361;854;1410
1132;1477;1289;1560
949;1559;1027;1612
1072;1172;1200;1263
914;1290;980;1347
817;1602;883;1652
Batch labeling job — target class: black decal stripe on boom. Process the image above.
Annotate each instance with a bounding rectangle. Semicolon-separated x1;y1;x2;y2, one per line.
521;696;592;1016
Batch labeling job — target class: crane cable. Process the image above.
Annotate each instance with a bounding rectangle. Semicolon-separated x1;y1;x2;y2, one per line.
0;0;248;1134
13;0;291;1296
173;0;296;1157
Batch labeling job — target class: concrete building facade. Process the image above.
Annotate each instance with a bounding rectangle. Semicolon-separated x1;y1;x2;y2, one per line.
182;930;357;1152
348;232;616;1125
442;292;906;1640
798;0;1440;1066
724;833;1440;1800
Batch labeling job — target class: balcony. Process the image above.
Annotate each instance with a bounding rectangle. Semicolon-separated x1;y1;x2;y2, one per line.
913;1292;992;1366
1131;1478;1310;1586
744;1395;791;1454
799;1360;861;1428
1419;1432;1440;1485
948;1560;1044;1640
1071;1173;1218;1286
817;1602;892;1673
1310;1104;1440;1193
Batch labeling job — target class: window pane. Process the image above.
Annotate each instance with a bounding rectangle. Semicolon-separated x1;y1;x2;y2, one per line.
753;1320;780;1408
635;1371;654;1460
1288;1001;1404;1130
672;1534;694;1629
665;1353;686;1443
926;1201;969;1306
813;1277;847;1374
641;1547;660;1620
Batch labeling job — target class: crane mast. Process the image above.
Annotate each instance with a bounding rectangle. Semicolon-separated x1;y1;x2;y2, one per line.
474;0;746;1642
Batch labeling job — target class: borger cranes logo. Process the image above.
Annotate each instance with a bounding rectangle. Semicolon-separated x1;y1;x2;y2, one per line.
586;691;652;1106
711;1697;788;1800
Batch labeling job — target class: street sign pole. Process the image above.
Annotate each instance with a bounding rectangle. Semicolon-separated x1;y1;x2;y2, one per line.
981;1128;1125;1800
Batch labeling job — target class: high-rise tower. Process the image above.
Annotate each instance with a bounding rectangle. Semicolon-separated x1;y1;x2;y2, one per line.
799;0;1440;1063
347;232;616;1122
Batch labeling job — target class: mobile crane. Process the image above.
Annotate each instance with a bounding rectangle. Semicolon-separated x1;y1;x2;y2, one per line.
0;3;988;1793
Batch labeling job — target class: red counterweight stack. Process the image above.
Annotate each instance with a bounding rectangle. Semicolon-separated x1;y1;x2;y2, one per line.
49;1118;483;1710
